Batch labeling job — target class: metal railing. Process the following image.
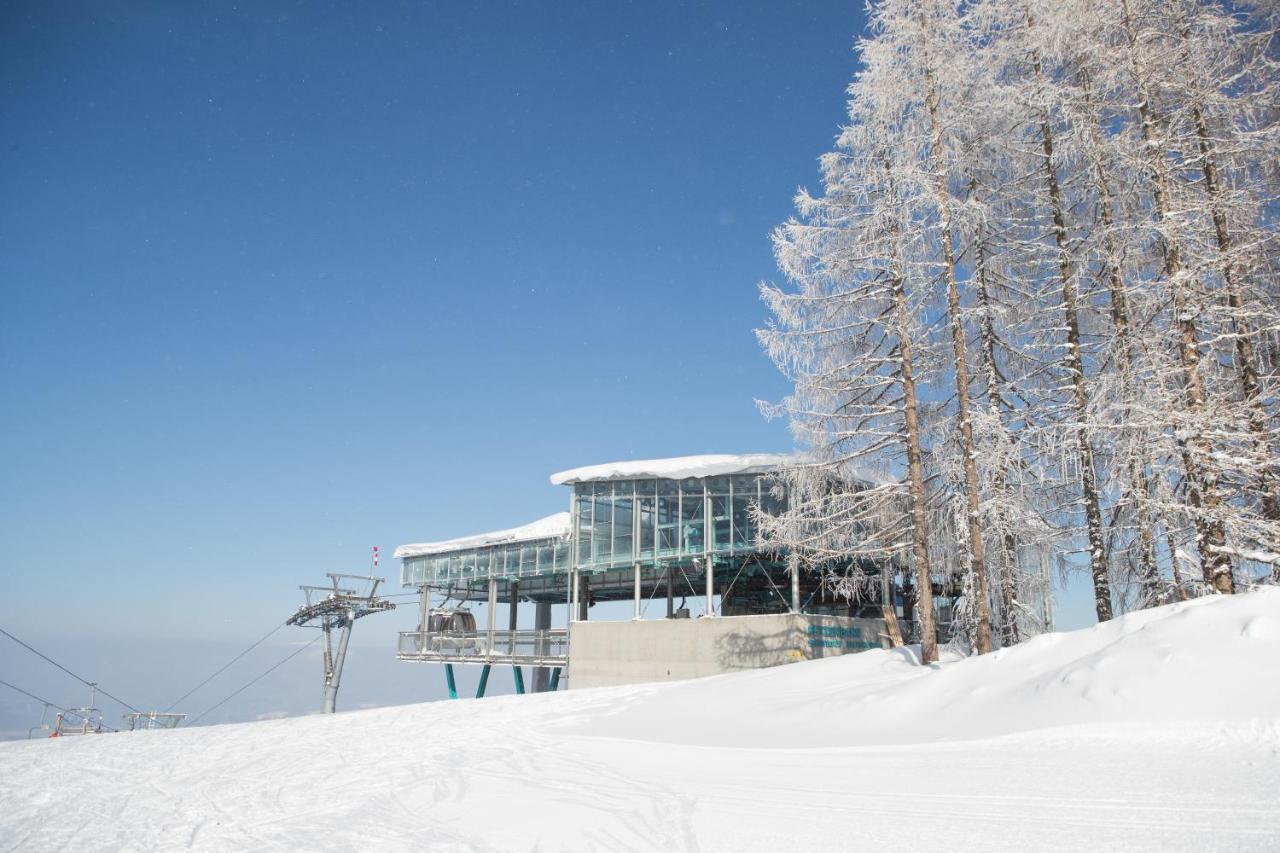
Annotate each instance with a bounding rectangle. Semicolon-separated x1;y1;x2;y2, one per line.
397;628;568;665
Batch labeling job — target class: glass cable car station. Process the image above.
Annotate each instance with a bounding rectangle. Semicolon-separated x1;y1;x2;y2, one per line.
396;454;892;696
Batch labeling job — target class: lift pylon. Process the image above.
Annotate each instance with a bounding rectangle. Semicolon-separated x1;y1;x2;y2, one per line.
287;572;394;713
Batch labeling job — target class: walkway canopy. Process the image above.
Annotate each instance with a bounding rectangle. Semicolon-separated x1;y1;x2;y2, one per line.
396;512;572;598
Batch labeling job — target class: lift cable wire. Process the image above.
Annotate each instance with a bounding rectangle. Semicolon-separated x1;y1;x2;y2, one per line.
0;626;142;714
0;677;120;732
162;621;287;713
185;633;322;727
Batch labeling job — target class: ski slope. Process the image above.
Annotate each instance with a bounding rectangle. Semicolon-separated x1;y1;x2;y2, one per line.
2;589;1279;852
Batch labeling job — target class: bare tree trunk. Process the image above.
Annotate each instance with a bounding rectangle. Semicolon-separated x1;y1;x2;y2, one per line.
1119;0;1234;594
1032;66;1112;620
888;163;939;665
1174;10;1280;522
972;205;1022;645
922;45;994;654
896;266;939;664
1079;72;1163;604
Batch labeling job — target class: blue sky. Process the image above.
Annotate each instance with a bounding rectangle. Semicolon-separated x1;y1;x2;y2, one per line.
0;1;1095;730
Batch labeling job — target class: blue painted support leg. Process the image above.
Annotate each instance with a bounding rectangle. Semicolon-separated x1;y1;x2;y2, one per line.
549;667;562;691
475;664;491;699
512;666;525;695
444;663;458;700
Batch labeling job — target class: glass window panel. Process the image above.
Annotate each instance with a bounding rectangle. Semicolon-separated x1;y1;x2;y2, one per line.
614;497;634;560
656;494;680;554
711;495;731;551
732;495;754;548
680;488;704;553
593;496;613;563
638;496;655;556
576;494;593;567
760;483;786;516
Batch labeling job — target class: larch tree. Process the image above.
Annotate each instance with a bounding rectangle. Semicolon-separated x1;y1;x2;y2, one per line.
760;0;1279;655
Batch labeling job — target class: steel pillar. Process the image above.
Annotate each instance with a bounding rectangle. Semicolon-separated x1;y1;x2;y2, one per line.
512;666;525;694
791;561;801;613
475;664;491;698
532;601;552;693
322;610;354;714
633;562;642;620
549;667;561;691
486;576;498;659
705;556;715;616
571;570;580;622
444;663;458;700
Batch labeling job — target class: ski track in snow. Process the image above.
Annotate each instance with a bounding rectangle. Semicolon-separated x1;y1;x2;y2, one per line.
2;590;1280;852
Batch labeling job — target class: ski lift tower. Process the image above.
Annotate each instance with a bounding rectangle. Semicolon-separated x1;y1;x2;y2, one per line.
287;573;395;713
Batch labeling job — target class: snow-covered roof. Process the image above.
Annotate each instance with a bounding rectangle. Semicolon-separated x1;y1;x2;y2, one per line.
550;453;797;486
394;512;571;559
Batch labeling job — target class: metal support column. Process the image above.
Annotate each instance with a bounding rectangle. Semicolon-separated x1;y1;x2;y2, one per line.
512;666;525;694
549;667;561;691
578;574;590;621
705;556;715;617
323;609;354;713
633;562;641;620
666;566;674;618
444;663;458;700
475;664;491;698
486;576;498;659
508;581;519;660
419;584;431;633
532;601;552;693
571;570;580;622
791;561;801;614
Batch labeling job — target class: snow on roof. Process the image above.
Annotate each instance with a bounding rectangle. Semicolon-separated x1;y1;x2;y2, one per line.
549;453;797;486
394;512;571;559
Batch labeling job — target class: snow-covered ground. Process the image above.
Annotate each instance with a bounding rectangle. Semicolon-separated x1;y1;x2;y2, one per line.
2;589;1279;852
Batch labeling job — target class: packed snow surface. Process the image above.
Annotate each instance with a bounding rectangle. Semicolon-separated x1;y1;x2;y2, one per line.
550;453;796;485
3;591;1279;852
394;511;571;559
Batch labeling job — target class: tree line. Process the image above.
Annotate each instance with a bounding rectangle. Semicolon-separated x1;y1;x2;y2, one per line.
757;0;1279;663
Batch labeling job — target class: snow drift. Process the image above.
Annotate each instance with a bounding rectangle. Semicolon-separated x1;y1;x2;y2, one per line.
2;589;1278;852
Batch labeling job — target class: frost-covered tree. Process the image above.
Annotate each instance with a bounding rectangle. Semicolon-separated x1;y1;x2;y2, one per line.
760;0;1279;649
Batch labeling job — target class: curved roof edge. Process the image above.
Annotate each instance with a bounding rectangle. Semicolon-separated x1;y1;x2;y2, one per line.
549;453;797;486
394;511;571;559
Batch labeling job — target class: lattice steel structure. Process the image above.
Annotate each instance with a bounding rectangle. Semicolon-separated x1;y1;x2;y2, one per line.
287;573;395;713
123;712;187;731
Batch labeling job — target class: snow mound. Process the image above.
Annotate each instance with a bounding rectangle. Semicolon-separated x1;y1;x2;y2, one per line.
575;587;1280;747
2;589;1278;852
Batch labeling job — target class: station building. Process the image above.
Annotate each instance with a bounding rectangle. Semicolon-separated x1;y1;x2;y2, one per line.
395;454;894;696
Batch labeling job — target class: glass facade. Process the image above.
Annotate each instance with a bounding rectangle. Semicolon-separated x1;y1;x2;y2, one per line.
401;537;571;587
572;474;784;573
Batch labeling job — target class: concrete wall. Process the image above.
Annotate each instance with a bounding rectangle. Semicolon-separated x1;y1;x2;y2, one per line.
567;613;886;689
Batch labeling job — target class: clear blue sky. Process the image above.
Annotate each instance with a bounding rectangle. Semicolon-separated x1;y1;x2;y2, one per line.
0;1;1095;728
